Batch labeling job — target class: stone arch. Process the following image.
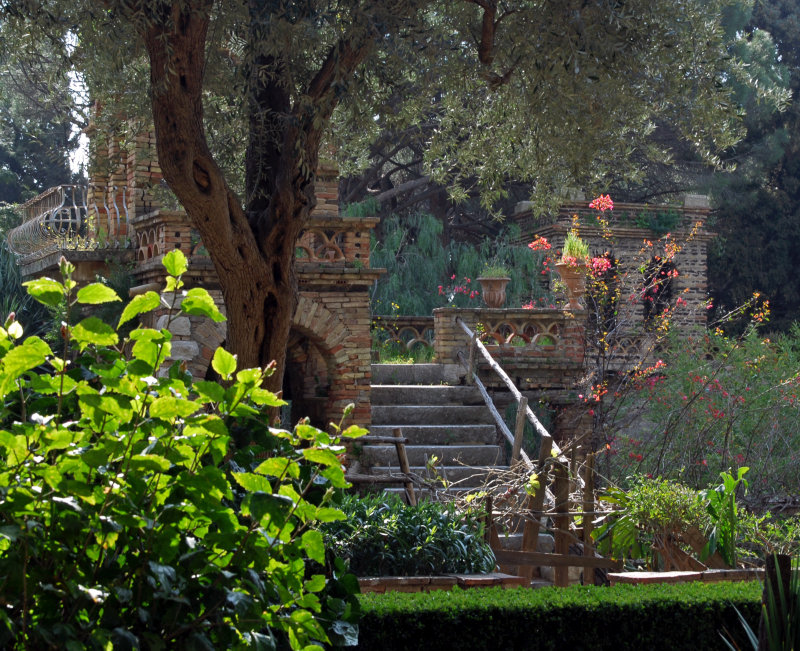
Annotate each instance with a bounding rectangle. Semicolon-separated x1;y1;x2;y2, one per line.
285;296;352;428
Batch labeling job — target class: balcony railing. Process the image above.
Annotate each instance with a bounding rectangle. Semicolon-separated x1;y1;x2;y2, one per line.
7;185;132;259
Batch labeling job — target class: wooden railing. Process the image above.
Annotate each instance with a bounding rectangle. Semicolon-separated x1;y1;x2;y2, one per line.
454;316;623;586
455;316;561;467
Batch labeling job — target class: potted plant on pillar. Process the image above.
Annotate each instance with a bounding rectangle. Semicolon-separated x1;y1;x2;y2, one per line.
476;263;511;308
554;230;589;309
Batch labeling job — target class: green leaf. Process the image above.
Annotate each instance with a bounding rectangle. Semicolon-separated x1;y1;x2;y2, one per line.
129;454;171;473
181;288;225;322
76;283;121;305
212;347;237;379
131;339;161;369
71;317;119;350
320;466;350;489
23;277;64;307
28;372;77;395
302;448;344;468
232;472;273;493
341;425;368;439
250;388;286;407
163;249;188;276
0;336;52;397
150;396;200;420
0;431;27;459
304;574;326;593
301;530;325;564
236;368;262;385
193;381;225;404
243;491;293;526
118;291;161;328
254;457;300;479
314;507;345;523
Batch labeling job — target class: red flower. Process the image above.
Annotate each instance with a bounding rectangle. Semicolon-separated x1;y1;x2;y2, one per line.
528;235;552;251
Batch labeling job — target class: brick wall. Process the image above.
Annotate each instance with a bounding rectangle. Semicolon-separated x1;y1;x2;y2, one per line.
514;195;714;335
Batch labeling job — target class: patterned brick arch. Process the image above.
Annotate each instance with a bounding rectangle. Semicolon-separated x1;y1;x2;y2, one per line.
291;295;350;366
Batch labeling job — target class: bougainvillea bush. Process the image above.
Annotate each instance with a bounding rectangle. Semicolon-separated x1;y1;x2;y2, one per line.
605;326;800;503
0;252;361;649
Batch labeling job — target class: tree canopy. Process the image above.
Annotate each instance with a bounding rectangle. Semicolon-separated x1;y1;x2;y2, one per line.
0;0;761;389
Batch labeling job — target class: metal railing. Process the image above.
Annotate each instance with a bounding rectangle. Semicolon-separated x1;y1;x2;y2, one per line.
7;185;132;258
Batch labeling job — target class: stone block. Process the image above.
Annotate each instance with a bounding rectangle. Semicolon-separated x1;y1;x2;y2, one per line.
170;340;199;360
169;316;192;336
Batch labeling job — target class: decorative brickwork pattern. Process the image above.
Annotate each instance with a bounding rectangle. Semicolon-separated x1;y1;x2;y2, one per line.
514;196;714;335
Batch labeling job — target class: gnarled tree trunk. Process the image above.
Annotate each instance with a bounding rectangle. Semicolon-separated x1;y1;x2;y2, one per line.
138;0;372;395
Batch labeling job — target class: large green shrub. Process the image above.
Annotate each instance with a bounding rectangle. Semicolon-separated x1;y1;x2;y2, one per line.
0;252;361;649
321;494;496;576
356;582;761;651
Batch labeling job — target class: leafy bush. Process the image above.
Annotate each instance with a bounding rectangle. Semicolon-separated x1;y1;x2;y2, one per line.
738;512;800;560
607;328;800;501
594;476;709;567
356;582;761;651
321;494;496;576
0;252;361;649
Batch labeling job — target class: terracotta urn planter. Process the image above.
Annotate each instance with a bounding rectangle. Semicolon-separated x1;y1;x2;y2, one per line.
477;276;511;308
554;262;587;310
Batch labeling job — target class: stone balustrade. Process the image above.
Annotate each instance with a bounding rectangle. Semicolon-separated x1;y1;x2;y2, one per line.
371;315;436;359
433;308;584;363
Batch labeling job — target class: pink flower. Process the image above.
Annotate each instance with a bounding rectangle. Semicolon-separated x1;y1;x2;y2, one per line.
589;256;612;276
589;194;614;212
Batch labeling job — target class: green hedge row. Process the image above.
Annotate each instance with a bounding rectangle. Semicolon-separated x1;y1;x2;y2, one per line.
356;582;762;650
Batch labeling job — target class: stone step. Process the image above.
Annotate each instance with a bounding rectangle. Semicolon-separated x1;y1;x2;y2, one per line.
494;532;555;553
371;363;463;385
360;444;502;467
388;464;505;484
371;405;495;426
371;384;483;406
368;424;498;446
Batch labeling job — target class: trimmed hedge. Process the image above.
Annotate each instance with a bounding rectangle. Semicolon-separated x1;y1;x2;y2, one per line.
356;581;762;650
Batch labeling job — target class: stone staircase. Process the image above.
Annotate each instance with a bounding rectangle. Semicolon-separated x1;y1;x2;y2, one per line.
362;363;558;587
361;364;508;496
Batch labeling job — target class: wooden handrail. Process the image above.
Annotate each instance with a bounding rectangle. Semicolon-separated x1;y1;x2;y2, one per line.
455;317;563;459
455;351;533;470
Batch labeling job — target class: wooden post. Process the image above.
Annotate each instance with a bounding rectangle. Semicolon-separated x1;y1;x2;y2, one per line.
466;332;477;385
582;452;595;558
392;427;417;506
519;444;552;582
483;494;493;544
553;461;570;587
511;396;528;464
